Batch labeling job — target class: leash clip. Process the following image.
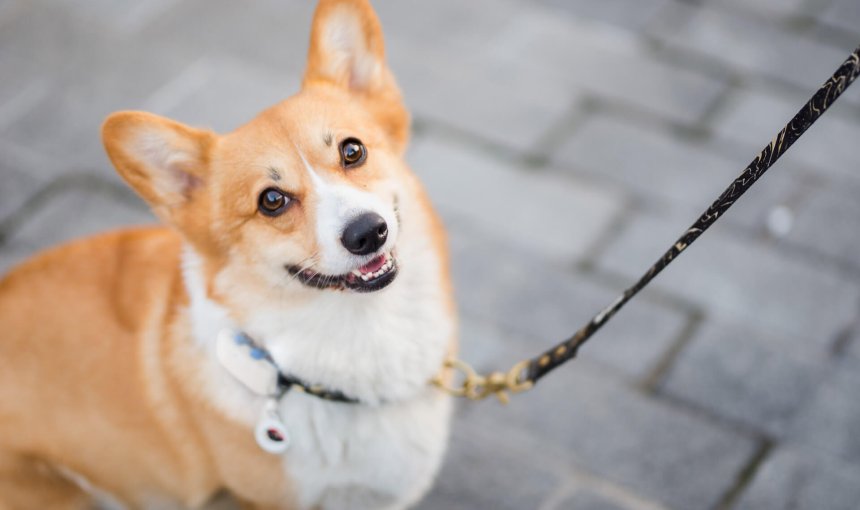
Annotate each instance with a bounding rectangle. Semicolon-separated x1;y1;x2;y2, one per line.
432;358;533;404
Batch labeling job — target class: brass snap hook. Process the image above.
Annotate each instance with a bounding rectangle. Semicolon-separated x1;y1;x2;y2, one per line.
432;358;534;404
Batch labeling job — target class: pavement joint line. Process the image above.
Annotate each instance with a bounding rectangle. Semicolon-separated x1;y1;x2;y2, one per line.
651;389;773;447
576;198;638;275
829;312;860;358
541;471;672;510
655;37;860;108
830;323;856;358
564;472;672;510
0;80;51;131
695;79;745;138
760;234;860;284
812;21;860;53
0;172;145;247
640;308;704;393
527;96;594;167
709;0;815;28
536;480;580;510
650;45;744;92
410;117;538;170
650;44;740;86
712;438;775;510
584;95;703;138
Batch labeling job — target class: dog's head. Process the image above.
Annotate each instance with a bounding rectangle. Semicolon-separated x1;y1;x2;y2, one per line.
103;0;412;296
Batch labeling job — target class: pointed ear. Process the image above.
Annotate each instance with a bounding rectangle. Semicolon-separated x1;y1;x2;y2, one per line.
102;111;215;223
303;0;410;153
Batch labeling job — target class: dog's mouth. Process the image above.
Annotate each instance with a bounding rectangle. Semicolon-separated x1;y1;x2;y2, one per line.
286;251;398;293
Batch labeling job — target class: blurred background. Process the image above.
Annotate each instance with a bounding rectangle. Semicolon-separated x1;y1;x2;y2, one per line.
2;0;860;508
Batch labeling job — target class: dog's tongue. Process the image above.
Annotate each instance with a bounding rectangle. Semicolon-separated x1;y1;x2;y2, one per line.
359;254;386;274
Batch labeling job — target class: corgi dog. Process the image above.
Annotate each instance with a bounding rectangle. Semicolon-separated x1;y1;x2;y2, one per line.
0;0;456;508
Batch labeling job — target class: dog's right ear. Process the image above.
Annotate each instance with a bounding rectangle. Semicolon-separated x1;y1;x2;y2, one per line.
102;111;215;225
303;0;410;154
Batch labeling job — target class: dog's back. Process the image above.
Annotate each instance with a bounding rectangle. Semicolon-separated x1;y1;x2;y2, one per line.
0;228;192;506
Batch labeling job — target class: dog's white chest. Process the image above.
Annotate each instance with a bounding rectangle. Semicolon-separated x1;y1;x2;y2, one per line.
259;289;454;509
279;391;452;510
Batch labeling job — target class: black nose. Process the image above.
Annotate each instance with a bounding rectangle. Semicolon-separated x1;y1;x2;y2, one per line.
341;212;388;255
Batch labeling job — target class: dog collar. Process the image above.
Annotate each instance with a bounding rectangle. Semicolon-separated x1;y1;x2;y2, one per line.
215;328;359;454
215;329;361;404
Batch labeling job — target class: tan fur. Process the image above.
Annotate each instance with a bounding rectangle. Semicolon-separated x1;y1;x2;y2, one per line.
0;1;454;508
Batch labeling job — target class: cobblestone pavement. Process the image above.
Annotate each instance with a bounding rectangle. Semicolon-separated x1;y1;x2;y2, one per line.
2;1;860;509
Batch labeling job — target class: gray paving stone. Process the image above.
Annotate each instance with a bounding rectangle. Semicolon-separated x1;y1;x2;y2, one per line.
415;411;562;510
378;0;665;129
553;114;808;233
555;116;738;209
379;0;586;153
783;177;860;268
144;57;299;134
818;0;860;37
2;183;154;254
0;141;54;223
137;0;313;78
389;38;584;154
787;364;860;465
0;2;100;95
721;0;809;17
844;322;860;369
456;315;536;375
532;0;673;32
0;7;197;175
488;7;727;126
711;88;860;185
650;5;850;92
0;71;49;133
408;135;625;264
376;0;529;54
595;214;860;353
661;319;824;437
59;0;180;35
471;353;756;510
448;224;688;381
736;446;860;510
553;490;637;510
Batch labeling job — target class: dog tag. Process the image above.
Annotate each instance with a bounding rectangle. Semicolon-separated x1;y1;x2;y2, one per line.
255;399;290;454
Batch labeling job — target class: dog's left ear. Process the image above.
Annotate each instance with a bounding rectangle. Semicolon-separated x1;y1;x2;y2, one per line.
102;111;216;233
303;0;409;154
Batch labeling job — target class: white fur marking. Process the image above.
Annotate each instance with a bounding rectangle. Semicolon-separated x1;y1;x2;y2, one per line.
297;149;399;275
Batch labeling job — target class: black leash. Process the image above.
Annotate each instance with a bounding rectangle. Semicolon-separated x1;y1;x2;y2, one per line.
435;44;860;403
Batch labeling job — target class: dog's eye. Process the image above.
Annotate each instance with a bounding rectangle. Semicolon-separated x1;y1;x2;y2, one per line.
339;138;366;168
258;188;290;217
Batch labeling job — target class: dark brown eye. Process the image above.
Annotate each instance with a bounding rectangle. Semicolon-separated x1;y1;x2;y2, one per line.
258;188;290;217
339;138;366;168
